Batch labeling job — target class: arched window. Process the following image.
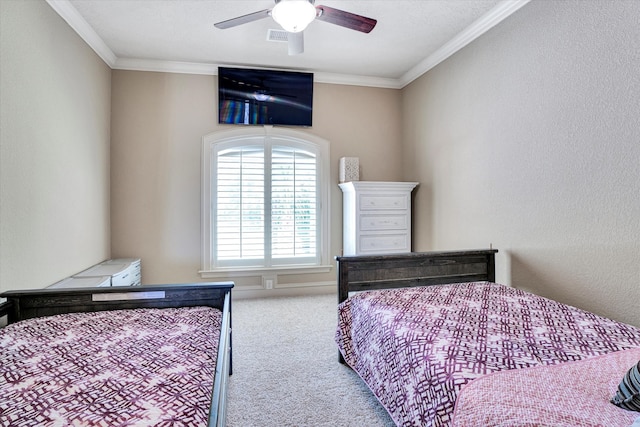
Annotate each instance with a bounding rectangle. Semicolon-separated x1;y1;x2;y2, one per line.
201;127;330;276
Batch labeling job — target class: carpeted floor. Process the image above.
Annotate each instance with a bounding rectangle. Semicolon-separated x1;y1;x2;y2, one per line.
226;293;396;427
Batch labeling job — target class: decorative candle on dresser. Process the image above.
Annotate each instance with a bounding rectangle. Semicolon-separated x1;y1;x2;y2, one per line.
339;181;418;256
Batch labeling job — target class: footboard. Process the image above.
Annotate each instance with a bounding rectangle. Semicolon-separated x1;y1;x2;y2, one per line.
336;249;498;304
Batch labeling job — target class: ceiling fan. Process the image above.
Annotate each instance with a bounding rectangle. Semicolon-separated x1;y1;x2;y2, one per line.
214;0;377;55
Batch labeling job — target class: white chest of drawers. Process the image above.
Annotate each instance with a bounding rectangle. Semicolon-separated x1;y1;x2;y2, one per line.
339;181;418;256
73;258;141;287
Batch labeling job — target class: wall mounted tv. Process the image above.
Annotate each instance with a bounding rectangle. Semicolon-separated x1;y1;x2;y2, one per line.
218;67;313;127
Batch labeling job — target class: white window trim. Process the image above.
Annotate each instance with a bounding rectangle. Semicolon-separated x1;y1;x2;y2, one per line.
200;126;332;278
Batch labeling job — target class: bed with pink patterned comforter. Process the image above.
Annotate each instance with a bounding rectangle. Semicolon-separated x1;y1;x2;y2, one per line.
0;306;222;426
335;282;640;427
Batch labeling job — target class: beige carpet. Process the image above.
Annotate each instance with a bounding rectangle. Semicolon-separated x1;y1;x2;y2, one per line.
226;293;396;427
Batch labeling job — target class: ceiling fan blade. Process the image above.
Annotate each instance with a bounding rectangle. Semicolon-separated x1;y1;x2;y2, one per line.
315;5;377;33
214;9;271;29
288;31;304;55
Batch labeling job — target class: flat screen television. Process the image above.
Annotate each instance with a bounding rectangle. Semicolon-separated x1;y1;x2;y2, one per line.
218;67;313;127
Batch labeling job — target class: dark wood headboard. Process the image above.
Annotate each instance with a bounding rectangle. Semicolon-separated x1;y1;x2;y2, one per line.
1;282;235;426
0;282;234;324
336;249;498;304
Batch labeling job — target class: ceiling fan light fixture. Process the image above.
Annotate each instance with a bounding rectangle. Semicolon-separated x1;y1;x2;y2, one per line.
271;0;317;33
253;92;271;102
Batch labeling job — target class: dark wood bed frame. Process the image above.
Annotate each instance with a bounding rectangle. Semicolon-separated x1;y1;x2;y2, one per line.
0;281;233;427
337;249;498;304
336;249;497;364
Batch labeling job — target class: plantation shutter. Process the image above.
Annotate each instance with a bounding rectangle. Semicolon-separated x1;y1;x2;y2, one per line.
271;146;317;261
216;146;265;262
214;143;318;267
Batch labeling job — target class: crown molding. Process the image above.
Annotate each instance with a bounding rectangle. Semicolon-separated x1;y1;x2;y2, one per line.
113;58;402;88
312;72;403;89
47;0;529;89
399;0;531;87
113;58;219;76
45;0;117;66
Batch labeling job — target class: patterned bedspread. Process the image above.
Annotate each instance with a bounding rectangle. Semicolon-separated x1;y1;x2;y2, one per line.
335;282;640;427
0;306;222;427
452;347;640;427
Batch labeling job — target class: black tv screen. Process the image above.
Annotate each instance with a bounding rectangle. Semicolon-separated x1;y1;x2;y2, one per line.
218;67;313;127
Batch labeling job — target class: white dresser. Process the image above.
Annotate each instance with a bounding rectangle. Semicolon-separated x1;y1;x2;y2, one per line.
102;258;142;286
46;259;141;289
339;181;418;256
49;276;112;289
72;258;141;287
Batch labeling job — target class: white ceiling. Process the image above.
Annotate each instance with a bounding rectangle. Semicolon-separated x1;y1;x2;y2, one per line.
48;0;530;88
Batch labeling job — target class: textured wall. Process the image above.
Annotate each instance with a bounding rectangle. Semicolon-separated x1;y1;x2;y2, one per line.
0;1;111;292
402;0;640;326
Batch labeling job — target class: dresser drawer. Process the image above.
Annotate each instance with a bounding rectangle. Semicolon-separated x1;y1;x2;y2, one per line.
360;214;408;231
359;194;408;210
358;233;410;254
111;267;133;287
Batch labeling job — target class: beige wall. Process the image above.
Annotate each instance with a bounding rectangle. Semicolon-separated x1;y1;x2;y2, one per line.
0;0;111;292
402;0;640;327
110;71;403;293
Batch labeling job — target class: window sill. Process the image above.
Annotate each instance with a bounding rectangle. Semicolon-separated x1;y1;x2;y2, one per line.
199;264;333;279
